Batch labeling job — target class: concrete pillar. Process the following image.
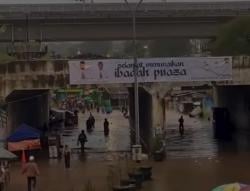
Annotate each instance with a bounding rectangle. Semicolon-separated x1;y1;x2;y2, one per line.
151;93;165;135
128;87;152;152
0;108;8;145
213;85;250;131
213;85;227;108
128;86;167;152
38;92;50;129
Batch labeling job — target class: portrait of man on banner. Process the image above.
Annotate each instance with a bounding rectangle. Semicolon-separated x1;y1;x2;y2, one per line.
98;61;104;79
78;60;98;81
80;61;86;79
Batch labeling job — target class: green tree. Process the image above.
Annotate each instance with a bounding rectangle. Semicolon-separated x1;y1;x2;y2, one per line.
123;40;149;58
212;17;250;56
80;41;112;56
0;53;15;64
0;43;15;64
48;41;112;57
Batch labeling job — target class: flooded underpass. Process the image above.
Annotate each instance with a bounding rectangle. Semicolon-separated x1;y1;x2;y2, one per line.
8;110;250;191
59;110;131;161
165;110;218;159
165;110;250;160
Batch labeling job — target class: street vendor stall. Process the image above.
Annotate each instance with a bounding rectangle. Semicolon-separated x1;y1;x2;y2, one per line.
7;123;41;151
0;148;17;161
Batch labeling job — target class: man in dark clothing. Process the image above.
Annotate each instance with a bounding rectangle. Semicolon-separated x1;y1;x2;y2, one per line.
104;118;110;137
78;130;87;153
89;113;95;128
64;145;71;168
86;118;92;132
178;115;184;135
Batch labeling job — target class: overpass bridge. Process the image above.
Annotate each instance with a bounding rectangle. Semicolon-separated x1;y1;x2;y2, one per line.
0;2;250;41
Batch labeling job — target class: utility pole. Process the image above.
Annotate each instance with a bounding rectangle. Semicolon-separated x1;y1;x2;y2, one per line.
124;0;143;147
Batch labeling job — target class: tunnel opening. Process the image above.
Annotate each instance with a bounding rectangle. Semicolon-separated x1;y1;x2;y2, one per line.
5;89;50;134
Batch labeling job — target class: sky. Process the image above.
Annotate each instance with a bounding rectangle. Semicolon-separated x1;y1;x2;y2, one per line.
0;0;249;4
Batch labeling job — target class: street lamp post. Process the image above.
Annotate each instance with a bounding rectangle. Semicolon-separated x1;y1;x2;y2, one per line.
124;0;143;146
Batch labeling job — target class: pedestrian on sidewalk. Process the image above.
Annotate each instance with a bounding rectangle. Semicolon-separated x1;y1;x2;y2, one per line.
64;145;71;169
22;156;40;191
78;130;87;153
178;115;184;135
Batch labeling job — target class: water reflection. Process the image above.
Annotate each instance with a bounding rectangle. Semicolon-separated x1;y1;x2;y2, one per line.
8;111;250;191
165;111;218;159
59;110;130;161
165;111;250;159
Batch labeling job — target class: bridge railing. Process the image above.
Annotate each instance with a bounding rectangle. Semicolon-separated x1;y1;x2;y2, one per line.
1;2;250;13
0;8;249;19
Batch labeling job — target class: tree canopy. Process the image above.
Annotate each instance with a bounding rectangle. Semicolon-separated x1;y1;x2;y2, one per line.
212;17;250;56
0;53;15;64
122;39;192;58
148;39;192;57
122;40;149;58
48;41;112;57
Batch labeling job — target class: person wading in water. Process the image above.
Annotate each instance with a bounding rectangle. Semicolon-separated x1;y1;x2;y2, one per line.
178;115;184;136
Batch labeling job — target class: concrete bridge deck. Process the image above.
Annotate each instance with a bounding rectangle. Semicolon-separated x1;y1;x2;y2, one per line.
1;1;250;13
0;2;249;41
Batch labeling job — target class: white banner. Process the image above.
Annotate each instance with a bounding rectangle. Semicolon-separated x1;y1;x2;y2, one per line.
69;57;232;84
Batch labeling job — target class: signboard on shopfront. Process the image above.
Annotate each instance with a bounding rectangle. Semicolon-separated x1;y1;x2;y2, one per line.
69;57;232;84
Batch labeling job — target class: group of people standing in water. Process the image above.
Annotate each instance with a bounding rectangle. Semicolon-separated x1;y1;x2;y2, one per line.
62;112;110;169
85;113;110;136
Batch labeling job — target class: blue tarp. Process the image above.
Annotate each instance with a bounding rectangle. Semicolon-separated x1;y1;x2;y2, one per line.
7;123;41;142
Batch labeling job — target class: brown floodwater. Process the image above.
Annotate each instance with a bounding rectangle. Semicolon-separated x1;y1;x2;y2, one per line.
7;110;250;191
